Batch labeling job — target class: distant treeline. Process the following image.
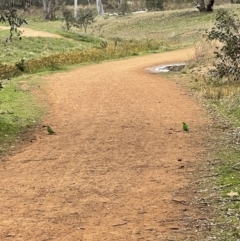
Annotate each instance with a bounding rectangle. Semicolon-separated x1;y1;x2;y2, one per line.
0;0;235;11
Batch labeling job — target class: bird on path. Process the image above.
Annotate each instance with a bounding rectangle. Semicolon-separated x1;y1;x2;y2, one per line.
43;125;56;135
182;122;189;132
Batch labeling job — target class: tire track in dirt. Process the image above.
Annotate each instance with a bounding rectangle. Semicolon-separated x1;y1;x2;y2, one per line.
0;48;210;240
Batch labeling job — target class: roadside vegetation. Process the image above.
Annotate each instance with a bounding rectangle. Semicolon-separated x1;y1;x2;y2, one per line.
168;8;240;240
0;1;240;239
0;75;46;159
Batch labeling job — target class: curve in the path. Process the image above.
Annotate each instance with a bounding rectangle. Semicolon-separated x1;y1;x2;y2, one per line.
0;48;209;241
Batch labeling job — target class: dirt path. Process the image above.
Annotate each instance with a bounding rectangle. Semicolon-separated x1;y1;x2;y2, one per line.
0;48;210;240
0;26;63;38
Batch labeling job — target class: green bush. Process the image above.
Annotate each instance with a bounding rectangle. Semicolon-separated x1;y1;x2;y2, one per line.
62;7;96;33
62;7;74;30
74;7;97;33
207;9;240;81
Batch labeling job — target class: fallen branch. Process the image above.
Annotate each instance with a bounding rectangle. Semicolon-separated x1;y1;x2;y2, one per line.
172;199;187;205
112;222;128;227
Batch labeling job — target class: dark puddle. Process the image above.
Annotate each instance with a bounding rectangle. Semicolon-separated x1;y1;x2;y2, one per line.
146;63;186;74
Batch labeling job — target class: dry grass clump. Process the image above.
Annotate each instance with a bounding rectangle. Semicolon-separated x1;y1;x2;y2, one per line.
186;37;240;122
183;36;239;108
193;38;218;64
0;39;162;78
0;64;19;79
193;77;240;100
25;39;161;71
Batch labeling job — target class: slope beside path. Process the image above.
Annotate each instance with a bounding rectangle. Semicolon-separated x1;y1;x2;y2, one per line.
0;48;211;240
0;26;63;38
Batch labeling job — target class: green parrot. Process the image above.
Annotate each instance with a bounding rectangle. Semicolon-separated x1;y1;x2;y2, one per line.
182;122;189;132
46;125;56;135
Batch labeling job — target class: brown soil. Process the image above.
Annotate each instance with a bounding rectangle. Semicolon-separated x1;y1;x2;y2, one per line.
0;48;211;240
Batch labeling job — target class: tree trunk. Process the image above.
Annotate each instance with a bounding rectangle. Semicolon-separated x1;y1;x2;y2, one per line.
50;0;55;19
196;0;205;12
42;0;46;12
196;0;214;12
206;0;214;11
43;0;51;19
10;0;15;7
22;0;31;10
43;0;57;20
96;0;104;15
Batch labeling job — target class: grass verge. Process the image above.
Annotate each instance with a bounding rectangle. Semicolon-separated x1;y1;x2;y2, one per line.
206;124;240;240
165;38;240;240
0;75;46;159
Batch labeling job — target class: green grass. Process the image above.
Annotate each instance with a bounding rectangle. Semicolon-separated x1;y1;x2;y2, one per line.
55;30;102;43
0;8;222;68
24;19;103;43
0;34;93;65
90;9;217;46
0;75;46;157
2;5;239;67
217;150;240;192
219;99;240;126
209;147;240;240
24;18;65;33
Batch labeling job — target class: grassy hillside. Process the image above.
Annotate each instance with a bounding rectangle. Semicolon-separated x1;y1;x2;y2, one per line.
1;3;239;67
91;9;215;44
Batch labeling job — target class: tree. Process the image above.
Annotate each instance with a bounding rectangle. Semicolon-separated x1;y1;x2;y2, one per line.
62;6;74;30
196;0;215;12
207;9;240;81
0;0;32;10
62;6;96;33
42;0;59;20
74;7;96;33
0;8;28;41
96;0;104;15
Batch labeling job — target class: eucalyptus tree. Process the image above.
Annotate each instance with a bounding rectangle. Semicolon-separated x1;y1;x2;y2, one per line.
42;0;62;19
196;0;215;12
96;0;104;15
0;0;32;10
0;7;27;41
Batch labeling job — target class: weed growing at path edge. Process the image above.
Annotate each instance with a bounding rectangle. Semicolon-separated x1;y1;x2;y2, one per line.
0;76;45;158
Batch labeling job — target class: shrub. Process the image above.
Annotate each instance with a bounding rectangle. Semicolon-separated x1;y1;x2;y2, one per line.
207;9;240;81
15;58;26;72
74;7;97;33
62;7;96;33
62;7;74;30
0;8;27;42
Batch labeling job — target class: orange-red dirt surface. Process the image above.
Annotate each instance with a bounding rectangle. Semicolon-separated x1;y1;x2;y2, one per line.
1;48;211;240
